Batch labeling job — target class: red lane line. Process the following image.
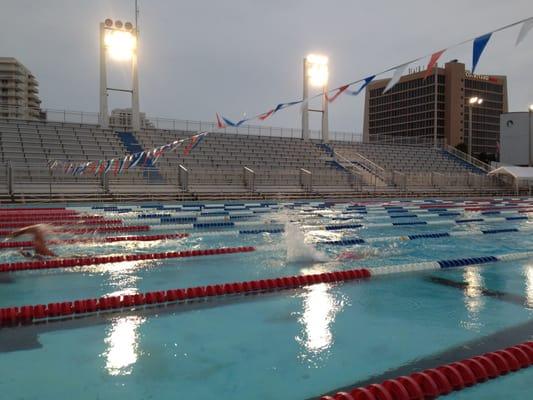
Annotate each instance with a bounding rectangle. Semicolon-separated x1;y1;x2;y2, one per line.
0;268;371;326
0;220;124;229
0;245;255;273
0;233;189;249
0;225;150;237
0;216;107;222
320;342;533;400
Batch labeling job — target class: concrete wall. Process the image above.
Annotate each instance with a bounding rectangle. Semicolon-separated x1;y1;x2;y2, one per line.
500;112;531;166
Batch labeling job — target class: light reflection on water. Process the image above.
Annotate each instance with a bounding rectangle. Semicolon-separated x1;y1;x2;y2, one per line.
103;316;145;376
461;267;485;331
295;281;346;367
524;263;533;308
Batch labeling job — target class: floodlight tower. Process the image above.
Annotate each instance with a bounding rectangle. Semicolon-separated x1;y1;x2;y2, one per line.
99;18;140;131
302;54;329;142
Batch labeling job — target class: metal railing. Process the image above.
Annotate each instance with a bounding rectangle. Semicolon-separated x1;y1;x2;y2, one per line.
0;107;362;142
369;134;446;147
444;145;494;173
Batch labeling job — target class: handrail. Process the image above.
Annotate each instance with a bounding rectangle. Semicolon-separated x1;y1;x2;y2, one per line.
445;145;493;173
0;106;363;142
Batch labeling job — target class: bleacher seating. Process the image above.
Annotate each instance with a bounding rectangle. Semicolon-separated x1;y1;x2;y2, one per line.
0;118;510;201
331;142;483;174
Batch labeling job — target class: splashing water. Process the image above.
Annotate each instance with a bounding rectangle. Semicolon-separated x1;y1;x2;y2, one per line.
285;222;330;263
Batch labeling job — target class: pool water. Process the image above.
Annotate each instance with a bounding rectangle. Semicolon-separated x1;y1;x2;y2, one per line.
0;199;532;399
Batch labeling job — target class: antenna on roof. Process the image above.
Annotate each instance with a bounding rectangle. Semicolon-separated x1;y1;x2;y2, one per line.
135;0;139;32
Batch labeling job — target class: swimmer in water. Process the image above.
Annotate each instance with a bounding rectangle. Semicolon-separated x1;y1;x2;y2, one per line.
8;224;57;259
337;251;366;260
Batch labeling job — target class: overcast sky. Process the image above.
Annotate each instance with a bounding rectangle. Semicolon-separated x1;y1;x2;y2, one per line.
1;0;532;132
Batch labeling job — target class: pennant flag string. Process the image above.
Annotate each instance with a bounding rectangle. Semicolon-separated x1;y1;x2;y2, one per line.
217;16;532;126
50;131;209;176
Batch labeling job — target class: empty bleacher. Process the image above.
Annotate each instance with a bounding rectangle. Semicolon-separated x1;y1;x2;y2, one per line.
0;118;511;201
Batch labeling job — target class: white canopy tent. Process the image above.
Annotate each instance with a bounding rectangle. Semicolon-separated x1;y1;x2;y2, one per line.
488;166;533;193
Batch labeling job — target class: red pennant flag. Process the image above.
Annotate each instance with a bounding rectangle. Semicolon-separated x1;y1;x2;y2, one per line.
326;85;350;103
423;49;445;80
216;113;226;129
113;158;120;175
258;109;275;121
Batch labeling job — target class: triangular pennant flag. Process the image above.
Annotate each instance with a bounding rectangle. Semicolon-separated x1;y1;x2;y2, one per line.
383;63;410;93
346;75;376;96
423;49;445;80
326;85;349;103
216;113;226;129
104;159;114;174
258;109;275;121
93;161;103;176
516;19;533;46
129;152;144;169
472;33;492;73
113;159;120;175
118;158;127;174
220;115;249;127
274;100;303;112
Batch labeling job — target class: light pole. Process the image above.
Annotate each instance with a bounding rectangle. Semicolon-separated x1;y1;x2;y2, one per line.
528;104;533;167
468;96;483;158
99;18;140;131
302;54;329;142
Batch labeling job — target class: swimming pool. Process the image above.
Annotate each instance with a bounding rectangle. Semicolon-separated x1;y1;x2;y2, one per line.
0;198;532;399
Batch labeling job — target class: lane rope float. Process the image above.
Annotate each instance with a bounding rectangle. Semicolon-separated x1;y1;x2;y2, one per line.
2;250;533;326
319;341;533;400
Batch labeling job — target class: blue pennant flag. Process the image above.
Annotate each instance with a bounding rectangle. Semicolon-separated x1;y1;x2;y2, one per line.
472;33;492;73
221;116;248;127
274;100;303;113
346;75;376;96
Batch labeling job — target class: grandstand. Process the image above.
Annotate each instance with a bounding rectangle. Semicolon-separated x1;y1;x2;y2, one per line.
0;117;511;202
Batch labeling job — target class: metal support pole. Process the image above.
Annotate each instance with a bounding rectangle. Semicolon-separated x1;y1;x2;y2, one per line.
99;23;109;128
302;58;309;141
131;44;141;131
468;105;473;158
527;107;533;167
433;64;438;148
322;84;329;143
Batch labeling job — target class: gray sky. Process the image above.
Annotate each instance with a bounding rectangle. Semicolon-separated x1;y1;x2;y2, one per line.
1;0;532;132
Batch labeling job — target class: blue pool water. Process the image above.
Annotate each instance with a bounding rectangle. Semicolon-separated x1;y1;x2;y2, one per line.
0;199;532;399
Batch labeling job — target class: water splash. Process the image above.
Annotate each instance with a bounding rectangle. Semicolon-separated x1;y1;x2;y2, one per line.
285;222;330;263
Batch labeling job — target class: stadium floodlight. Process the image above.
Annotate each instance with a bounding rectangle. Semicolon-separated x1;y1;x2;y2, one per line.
469;97;479;104
306;54;329;87
99;18;140;131
529;104;533;111
104;30;137;62
302;54;329;142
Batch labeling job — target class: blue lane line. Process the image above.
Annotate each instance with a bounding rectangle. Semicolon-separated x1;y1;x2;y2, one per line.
438;256;498;268
455;218;484;223
392;221;427;226
481;228;519;234
325;224;363;231
408;232;450;240
239;229;284;234
320;238;366;245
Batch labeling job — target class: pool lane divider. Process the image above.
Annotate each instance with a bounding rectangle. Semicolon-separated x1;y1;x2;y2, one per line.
2;251;533;326
0;233;189;249
0;246;256;273
320;341;533;400
321;226;533;245
0;225;151;237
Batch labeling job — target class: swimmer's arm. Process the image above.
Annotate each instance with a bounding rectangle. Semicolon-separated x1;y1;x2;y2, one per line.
9;226;35;238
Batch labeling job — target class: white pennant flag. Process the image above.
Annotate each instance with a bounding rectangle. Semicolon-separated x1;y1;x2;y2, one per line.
383;62;410;93
516;19;533;46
